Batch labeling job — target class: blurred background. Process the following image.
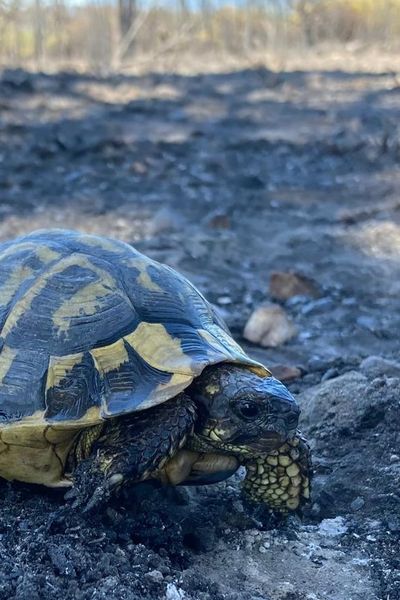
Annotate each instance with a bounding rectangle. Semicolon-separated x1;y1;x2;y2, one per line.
0;3;399;600
1;0;400;70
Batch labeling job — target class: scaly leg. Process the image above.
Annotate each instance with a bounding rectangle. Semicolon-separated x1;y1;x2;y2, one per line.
65;393;197;513
242;432;311;513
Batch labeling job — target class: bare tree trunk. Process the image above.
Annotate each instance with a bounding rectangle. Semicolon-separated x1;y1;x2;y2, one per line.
118;0;136;52
34;0;44;67
200;0;213;43
178;0;188;19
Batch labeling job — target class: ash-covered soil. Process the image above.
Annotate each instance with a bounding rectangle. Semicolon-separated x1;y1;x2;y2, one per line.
0;63;399;600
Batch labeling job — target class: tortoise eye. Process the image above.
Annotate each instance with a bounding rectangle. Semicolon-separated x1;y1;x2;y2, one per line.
238;401;260;419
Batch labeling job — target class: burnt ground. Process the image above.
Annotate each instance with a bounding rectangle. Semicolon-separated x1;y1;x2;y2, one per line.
0;62;399;600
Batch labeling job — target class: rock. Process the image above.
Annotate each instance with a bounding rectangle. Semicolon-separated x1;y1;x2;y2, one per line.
205;211;231;229
321;367;339;382
299;371;370;434
165;583;185;600
318;517;348;537
148;207;183;235
146;569;164;583
243;303;297;347
356;315;378;332
47;545;76;577
269;364;302;382
130;160;148;174
350;497;365;511
386;516;400;532
183;232;209;259
360;356;400;379
269;271;320;301
307;356;334;372
274;582;296;598
216;295;232;305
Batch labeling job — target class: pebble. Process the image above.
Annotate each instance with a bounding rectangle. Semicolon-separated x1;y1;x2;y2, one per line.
269;271;320;300
386;516;400;532
148;207;183;235
351;497;365;511
307;356;333;372
360;355;400;379
351;558;370;566
297;330;313;341
269;364;302;382
318;517;348;537
243;303;297;347
216;295;232;305
342;297;357;306
356;316;378;332
205;212;231;229
165;583;185;600
321;367;339;381
277;582;296;595
146;569;164;583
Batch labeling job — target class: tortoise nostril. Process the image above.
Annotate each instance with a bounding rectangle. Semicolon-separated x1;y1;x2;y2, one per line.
267;396;300;432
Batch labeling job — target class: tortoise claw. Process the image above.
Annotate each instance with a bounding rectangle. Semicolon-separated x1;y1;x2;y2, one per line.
61;457;120;515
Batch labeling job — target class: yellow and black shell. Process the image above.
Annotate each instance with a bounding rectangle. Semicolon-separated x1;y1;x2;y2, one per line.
0;229;268;486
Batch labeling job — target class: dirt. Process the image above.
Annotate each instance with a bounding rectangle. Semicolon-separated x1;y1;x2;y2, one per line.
0;62;399;600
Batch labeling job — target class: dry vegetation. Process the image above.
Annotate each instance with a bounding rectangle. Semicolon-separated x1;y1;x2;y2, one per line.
1;0;400;71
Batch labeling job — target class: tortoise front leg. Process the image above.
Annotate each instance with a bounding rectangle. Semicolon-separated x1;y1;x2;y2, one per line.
65;393;197;513
242;433;312;513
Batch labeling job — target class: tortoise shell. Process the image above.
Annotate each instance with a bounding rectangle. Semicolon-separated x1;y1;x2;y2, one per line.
0;229;269;430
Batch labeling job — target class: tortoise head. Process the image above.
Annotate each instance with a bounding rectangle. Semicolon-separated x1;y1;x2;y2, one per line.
190;364;300;456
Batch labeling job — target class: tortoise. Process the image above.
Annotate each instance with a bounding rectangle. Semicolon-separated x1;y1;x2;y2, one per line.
0;229;311;513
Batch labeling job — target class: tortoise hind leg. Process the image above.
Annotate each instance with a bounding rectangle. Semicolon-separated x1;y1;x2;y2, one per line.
65;393;197;513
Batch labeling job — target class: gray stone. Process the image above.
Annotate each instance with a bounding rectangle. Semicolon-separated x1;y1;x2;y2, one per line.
165;583;185;600
148;207;184;235
356;316;378;332
298;371;370;433
350;497;365;511
318;517;348;537
321;367;339;382
146;570;164;583
307;356;335;372
360;355;400;379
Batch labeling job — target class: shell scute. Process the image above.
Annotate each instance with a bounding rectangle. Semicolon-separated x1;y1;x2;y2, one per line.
46;352;102;422
0;229;267;427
